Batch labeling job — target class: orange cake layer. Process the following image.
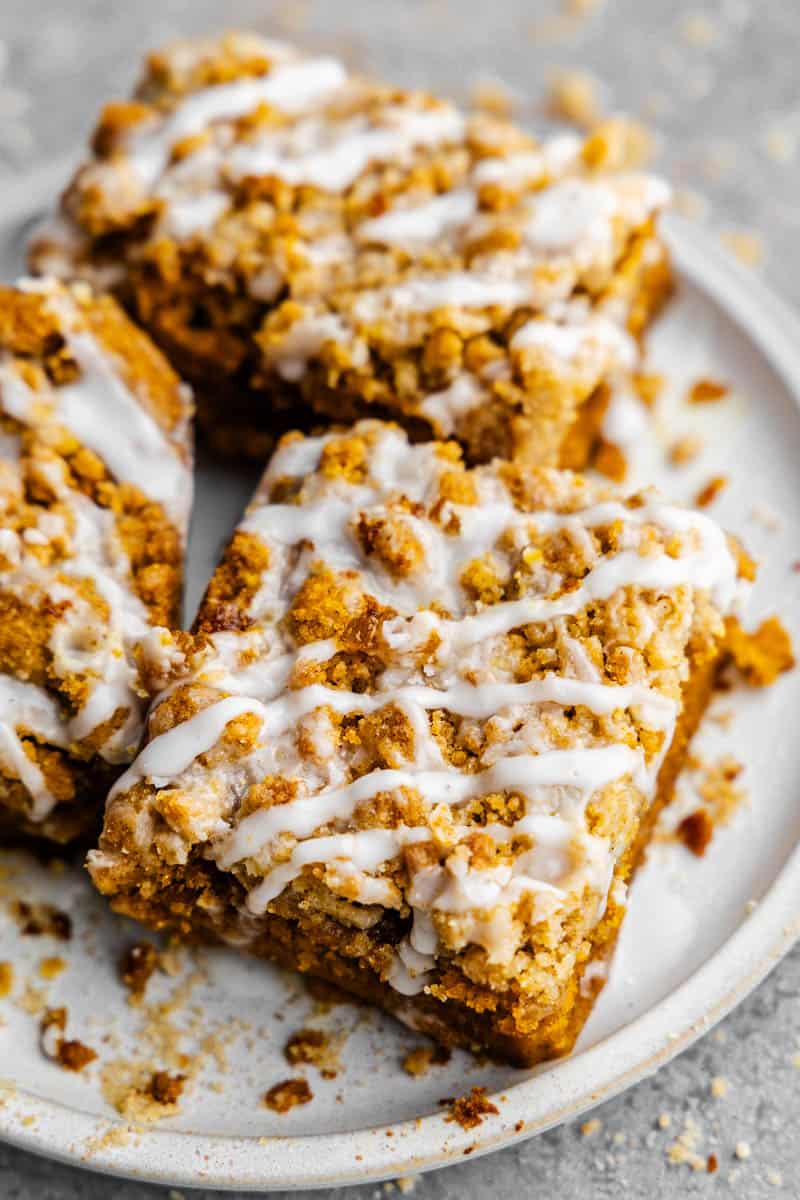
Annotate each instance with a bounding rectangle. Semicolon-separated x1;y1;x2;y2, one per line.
0;278;193;842
88;421;744;1065
30;32;671;465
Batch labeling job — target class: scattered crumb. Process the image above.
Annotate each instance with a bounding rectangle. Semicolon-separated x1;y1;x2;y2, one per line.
707;1153;718;1173
735;1141;751;1160
695;474;727;508
672;188;710;222
710;1075;728;1099
687;377;729;405
469;75;518;117
749;501;781;531
581;1117;603;1137
546;68;603;128
402;1044;452;1077
396;1176;418;1194
720;228;764;268
676;810;714;857
115;1071;186;1122
11;900;71;940
594;439;627;482
120;942;158;1000
679;12;717;47
443;1086;499;1130
658;1112;672;1130
284;1028;342;1078
0;961;13;998
38;956;66;981
766;1169;783;1187
632;372;665;408
725;616;796;686
666;1115;709;1172
40;1008;96;1073
762;125;797;163
669;433;705;465
264;1078;313;1113
582;115;656;170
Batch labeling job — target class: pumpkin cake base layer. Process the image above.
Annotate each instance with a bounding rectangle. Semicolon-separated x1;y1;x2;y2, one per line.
0;278;192;843
31;31;671;468
89;421;742;1067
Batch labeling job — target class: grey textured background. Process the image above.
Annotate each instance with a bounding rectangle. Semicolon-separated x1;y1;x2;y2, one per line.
2;1;800;1196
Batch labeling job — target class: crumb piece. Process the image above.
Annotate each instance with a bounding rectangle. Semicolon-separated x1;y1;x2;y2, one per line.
749;502;781;531
581;1117;603;1137
149;1071;185;1105
669;434;705;465
396;1176;418;1194
402;1044;452;1077
710;1076;728;1099
666;1115;708;1171
735;1141;751;1160
594;439;627;482
679;12;717;46
38;956;66;981
632;372;665;408
469;75;518;117
12;900;71;940
687;377;729;405
546;69;603;128
264;1077;313;1113
120;942;158;999
725;616;795;686
0;962;13;997
720;229;764;268
658;1112;672;1129
763;126;797;163
40;1008;96;1072
284;1028;341;1077
676;810;714;857
695;475;727;508
58;1040;98;1073
672;188;710;222
443;1086;499;1130
707;1153;718;1173
766;1169;783;1187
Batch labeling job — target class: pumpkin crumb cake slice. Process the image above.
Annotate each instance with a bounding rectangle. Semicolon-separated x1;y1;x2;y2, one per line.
89;420;744;1065
0;277;192;843
30;30;671;466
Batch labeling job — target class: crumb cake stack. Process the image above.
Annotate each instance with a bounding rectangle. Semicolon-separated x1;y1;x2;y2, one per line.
0;278;192;842
31;32;671;464
90;421;742;1064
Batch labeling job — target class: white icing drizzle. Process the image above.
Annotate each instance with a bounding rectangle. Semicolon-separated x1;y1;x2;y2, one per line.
357;188;477;246
128;57;349;189
0;333;190;530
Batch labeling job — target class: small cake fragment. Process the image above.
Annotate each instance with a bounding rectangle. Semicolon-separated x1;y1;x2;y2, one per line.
89;421;745;1066
0;277;192;842
30;31;672;467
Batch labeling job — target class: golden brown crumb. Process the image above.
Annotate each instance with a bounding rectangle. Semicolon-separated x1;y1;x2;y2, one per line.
12;901;71;940
687;378;729;405
38;956;66;980
720;229;764;268
57;1039;98;1072
581;1117;603;1136
633;372;665;408
725;616;795;686
443;1086;499;1130
706;1153;718;1173
0;961;13;997
695;475;727;508
401;1044;452;1077
120;942;158;998
668;434;705;466
263;1077;313;1113
594;439;627;482
546;69;603;128
148;1071;186;1105
284;1028;341;1078
677;811;714;857
40;1007;96;1072
710;1075;728;1098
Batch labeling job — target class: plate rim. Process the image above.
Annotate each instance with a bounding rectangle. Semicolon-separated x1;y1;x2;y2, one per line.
1;172;799;1191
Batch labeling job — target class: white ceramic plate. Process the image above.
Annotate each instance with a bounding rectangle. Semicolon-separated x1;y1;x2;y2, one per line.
1;165;799;1192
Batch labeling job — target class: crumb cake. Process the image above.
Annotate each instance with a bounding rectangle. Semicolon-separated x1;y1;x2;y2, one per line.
30;31;671;465
89;421;744;1065
0;278;192;842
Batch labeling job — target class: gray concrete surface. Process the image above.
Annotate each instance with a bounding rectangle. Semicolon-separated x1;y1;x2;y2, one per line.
1;0;799;1195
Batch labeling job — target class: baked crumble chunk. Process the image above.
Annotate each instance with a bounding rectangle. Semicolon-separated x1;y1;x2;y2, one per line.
89;420;742;1065
30;31;671;465
0;277;192;842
